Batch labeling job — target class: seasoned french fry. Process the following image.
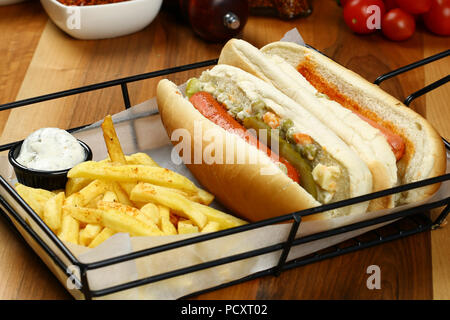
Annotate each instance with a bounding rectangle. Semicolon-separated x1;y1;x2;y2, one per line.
43;192;65;232
195;188;215;205
100;208;163;237
65;179;109;207
126;153;160;167
101;115;127;164
65;177;92;197
68;161;198;194
27;187;55;200
63;206;103;225
158;205;170;220
161;216;177;235
191;202;247;230
140;202;161;225
119;181;138;197
86;194;103;208
130;183;207;228
201;221;220;233
88;228;115;248
58;214;79;245
102;190;118;202
178;220;199;234
79;224;102;247
15;184;46;217
97;200;162;234
111;182;134;206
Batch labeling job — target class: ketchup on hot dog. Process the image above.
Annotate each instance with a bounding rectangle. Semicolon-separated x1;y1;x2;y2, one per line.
297;64;406;161
189;91;300;183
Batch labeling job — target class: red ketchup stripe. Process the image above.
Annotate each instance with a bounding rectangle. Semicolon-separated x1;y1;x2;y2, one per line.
355;113;405;161
189;92;300;183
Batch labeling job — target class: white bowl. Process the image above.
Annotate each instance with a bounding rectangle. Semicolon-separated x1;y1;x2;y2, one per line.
40;0;162;40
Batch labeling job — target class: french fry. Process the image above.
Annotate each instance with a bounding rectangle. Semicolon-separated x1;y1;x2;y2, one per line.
102;190;118;202
126;153;160;167
161;216;177;235
140;202;161;225
65;179;109;207
43;192;65;232
101;118;144;206
158;205;170;220
26;187;55;200
118;181;137;195
88;228;115;248
65;177;91;197
79;224;102;247
130;183;207;228
178;220;199;234
101;115;127;164
191;202;247;230
201;221;220;233
100;207;163;237
86;194;103;208
68;161;199;194
58;214;79;245
15;184;46;217
111;182;134;206
97;200;162;235
63;206;103;225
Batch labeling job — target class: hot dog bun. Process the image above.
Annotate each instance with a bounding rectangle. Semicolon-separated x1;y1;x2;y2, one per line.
219;39;446;205
157;64;373;222
157;79;320;222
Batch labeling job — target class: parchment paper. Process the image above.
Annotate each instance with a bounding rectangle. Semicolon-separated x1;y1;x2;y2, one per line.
1;29;448;300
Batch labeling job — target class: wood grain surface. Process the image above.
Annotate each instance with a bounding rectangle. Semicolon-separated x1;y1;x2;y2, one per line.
0;0;448;300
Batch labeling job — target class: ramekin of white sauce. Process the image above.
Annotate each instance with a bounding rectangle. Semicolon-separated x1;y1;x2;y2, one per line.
8;128;92;190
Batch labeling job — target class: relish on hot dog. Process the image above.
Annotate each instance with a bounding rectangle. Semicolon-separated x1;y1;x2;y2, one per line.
218;39;446;208
157;64;373;222
189;91;301;185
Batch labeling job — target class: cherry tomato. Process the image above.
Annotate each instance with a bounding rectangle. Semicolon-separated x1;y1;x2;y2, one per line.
343;0;386;34
423;0;450;36
383;0;398;11
382;8;416;41
339;0;351;6
395;0;432;15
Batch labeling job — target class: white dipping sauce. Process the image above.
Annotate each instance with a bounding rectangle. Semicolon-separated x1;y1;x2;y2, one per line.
16;128;86;171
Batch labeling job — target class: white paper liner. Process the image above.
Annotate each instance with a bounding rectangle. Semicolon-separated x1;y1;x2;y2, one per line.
0;29;448;300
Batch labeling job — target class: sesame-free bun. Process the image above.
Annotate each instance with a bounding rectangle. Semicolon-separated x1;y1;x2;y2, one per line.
220;39;446;205
156;64;373;222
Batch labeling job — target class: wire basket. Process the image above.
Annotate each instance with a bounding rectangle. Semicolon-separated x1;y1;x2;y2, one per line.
0;46;448;300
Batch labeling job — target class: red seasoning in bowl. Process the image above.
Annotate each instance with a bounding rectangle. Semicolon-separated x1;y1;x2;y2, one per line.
57;0;129;5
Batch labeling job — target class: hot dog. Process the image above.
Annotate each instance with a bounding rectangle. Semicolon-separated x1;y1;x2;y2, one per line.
218;39;446;208
189;91;301;184
157;64;373;222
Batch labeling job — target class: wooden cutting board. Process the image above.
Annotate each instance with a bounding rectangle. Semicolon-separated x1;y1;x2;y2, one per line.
0;0;449;300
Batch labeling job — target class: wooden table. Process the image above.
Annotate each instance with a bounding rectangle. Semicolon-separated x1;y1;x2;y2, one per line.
0;0;449;300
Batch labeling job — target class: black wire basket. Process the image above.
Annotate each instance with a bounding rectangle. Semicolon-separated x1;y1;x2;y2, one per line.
0;46;448;300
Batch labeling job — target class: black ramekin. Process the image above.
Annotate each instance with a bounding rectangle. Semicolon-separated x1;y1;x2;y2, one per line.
8;139;92;191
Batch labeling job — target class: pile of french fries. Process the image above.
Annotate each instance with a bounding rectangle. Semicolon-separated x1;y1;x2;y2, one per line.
15;115;247;248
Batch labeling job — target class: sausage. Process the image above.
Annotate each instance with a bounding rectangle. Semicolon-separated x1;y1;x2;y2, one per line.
189;92;300;183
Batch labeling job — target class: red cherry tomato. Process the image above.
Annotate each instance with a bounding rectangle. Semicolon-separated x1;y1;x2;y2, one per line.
383;0;398;11
343;0;386;34
382;8;416;41
395;0;432;15
423;0;450;36
340;0;351;6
